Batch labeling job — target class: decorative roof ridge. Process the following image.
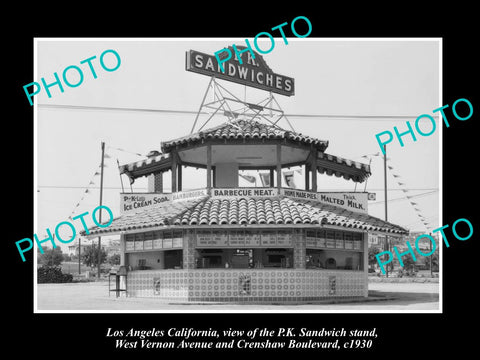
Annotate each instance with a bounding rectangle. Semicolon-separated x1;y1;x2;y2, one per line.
162;118;279;146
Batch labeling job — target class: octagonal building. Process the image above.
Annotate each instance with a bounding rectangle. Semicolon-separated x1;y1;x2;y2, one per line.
85;117;407;303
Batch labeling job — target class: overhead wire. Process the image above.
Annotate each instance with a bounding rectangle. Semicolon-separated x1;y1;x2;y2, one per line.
360;151;439;232
38;103;440;121
368;190;438;205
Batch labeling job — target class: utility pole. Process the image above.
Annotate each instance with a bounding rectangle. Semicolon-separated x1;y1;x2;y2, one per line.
97;141;105;279
384;145;389;278
78;237;81;274
430;232;433;278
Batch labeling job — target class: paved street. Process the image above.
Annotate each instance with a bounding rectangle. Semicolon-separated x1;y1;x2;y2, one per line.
36;281;439;311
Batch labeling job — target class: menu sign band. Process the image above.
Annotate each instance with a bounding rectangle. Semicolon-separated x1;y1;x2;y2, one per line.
196;230;293;248
186;48;295;96
120;193;170;214
125;238;184;252
281;189;368;214
171;189;208;201
212;188;276;198
120;188;367;214
211;188;368;214
305;230;363;250
120;189;208;214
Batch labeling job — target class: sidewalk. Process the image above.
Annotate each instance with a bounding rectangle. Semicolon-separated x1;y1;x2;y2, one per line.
35;281;439;312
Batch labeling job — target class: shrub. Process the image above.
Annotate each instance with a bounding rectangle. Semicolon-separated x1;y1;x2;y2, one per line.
37;265;73;283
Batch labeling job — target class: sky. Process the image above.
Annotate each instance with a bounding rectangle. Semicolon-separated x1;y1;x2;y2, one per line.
35;38;440;248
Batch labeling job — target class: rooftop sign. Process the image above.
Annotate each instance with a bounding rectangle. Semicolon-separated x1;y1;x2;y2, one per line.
119;189;368;215
120;189;208;213
281;189;368;214
120;193;171;213
186;47;295;96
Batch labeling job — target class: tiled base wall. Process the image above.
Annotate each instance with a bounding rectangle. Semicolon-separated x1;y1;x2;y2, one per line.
127;269;366;302
128;270;189;300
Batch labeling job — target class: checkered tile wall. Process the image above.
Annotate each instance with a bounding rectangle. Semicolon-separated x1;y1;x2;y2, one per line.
127;269;366;302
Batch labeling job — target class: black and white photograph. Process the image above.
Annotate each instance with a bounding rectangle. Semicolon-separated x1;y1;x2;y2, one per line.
33;38;441;313
7;7;478;356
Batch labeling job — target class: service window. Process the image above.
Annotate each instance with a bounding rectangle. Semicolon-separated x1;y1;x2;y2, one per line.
172;230;183;248
144;231;154;250
326;231;336;248
335;232;344;249
163;230;173;249
317;230;326;248
153;231;163;249
134;233;144;251
125;234;135;252
344;232;353;249
353;232;363;250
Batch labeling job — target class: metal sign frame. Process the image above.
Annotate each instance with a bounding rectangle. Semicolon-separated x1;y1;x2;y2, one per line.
189;76;295;134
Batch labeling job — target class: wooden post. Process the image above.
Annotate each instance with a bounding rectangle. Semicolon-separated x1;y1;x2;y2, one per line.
177;165;182;191
157;172;163;193
97;141;105;279
78;237;81;275
384;144;389;278
363;232;368;297
311;149;317;192
269;169;274;188
207;144;212;194
305;164;310;191
171;151;177;193
276;144;282;190
430;232;433;277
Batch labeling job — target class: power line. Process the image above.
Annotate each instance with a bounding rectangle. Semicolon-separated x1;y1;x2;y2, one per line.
369;190;438;205
361;188;438;192
284;113;438;120
38;185;147;190
38;103;203;115
38;103;439;121
37;185;438;191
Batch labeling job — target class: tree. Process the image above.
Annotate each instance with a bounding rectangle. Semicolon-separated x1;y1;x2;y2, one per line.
429;253;439;272
368;247;381;269
400;256;416;276
82;245;107;268
108;253;121;266
38;247;64;266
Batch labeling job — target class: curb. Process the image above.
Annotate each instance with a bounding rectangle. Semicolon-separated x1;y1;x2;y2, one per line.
164;292;396;306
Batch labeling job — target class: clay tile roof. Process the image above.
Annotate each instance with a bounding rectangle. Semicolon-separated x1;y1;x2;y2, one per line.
317;152;371;183
118;152;171;180
81;196;208;236
161;119;329;153
83;194;407;236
